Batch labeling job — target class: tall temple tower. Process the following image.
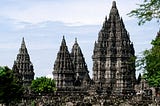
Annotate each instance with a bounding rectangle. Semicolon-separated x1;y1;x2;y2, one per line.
70;38;91;86
53;36;75;88
12;38;35;87
92;1;136;93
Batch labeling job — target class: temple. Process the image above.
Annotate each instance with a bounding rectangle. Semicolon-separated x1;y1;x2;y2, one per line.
12;1;136;95
12;38;35;87
70;38;91;87
11;1;155;105
52;1;136;95
53;36;91;92
52;36;75;89
92;1;136;94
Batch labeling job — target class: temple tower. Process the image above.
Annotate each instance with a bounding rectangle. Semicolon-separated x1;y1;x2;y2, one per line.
92;1;136;93
70;38;91;86
53;36;75;88
12;38;34;87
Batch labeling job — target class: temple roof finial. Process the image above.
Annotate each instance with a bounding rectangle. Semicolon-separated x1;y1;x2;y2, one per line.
21;37;26;48
112;1;116;8
109;1;119;18
75;37;78;44
61;35;66;45
62;35;65;40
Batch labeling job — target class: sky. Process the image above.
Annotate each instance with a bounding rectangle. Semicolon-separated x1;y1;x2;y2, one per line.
0;0;159;78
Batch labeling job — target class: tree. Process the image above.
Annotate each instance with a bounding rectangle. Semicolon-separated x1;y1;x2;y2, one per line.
0;66;23;106
31;77;56;95
136;32;160;87
128;0;160;25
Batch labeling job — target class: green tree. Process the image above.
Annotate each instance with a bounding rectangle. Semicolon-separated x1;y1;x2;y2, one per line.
0;66;23;106
128;0;160;25
31;77;56;94
136;33;160;87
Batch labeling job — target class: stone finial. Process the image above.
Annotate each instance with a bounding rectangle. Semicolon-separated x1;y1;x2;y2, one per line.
19;37;28;54
62;35;65;39
112;1;116;8
21;37;26;48
75;37;78;44
61;35;66;45
108;1;120;21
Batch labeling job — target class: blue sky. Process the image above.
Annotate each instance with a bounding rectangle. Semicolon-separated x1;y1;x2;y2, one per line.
0;0;159;78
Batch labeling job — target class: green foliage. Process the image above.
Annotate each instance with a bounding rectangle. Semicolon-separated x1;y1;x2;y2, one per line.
136;36;160;87
31;77;56;94
128;0;160;25
0;66;23;105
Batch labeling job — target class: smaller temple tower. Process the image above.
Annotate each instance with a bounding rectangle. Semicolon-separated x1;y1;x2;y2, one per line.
12;38;34;87
70;38;91;86
53;36;75;89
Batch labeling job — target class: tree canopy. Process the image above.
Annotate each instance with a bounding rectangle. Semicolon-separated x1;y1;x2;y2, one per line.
128;0;160;25
31;77;56;94
0;66;23;106
136;32;160;87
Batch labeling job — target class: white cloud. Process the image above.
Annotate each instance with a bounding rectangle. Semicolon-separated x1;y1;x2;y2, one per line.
0;0;142;25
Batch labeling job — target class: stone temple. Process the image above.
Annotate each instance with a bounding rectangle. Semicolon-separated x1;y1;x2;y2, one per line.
52;1;136;95
12;1;155;105
92;1;136;94
12;37;35;88
12;1;136;95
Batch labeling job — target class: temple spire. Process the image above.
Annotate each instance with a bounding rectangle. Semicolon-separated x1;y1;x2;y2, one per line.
12;38;34;88
112;1;116;8
70;38;90;85
21;37;26;48
75;37;78;44
61;35;66;46
53;36;75;88
19;37;28;54
109;1;120;20
92;1;136;94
